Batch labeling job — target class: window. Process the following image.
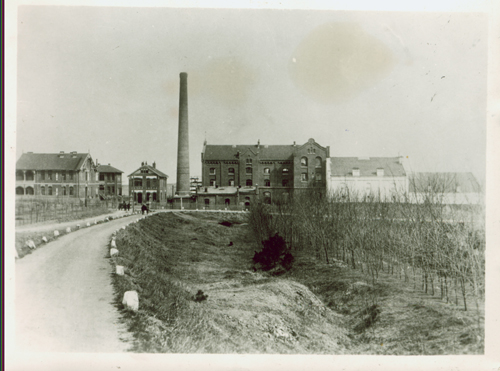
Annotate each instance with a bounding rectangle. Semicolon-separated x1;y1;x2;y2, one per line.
69;186;74;196
316;173;322;181
47;171;52;180
246;179;252;186
41;186;45;195
85;172;88;181
315;157;322;168
264;168;270;175
69;171;73;180
301;173;308;182
246;167;252;175
282;168;289;175
228;168;235;174
99;173;105;181
16;171;24;181
225;198;230;206
16;187;24;195
112;186;115;194
26;186;34;195
134;179;142;187
108;186;112;194
146;179;151;188
246;158;252;165
301;157;308;166
61;171;66;181
41;170;45;180
282;179;289;187
55;187;58;196
48;186;53;195
55;172;59;181
264;179;271;187
111;174;115;181
210;168;216;175
205;199;210;205
118;188;122;196
99;185;105;192
62;186;66;196
229;180;235;186
210;179;216;186
26;171;34;181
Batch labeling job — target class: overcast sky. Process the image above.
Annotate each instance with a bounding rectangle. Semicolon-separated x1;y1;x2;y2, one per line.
15;5;488;184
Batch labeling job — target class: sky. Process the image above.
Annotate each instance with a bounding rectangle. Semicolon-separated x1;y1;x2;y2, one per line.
14;5;488;186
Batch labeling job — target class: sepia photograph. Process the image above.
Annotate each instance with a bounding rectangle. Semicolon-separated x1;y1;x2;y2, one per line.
5;0;500;370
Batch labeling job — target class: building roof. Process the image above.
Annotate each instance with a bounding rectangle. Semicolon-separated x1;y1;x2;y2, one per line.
329;157;406;177
128;164;168;178
96;164;123;173
203;145;296;161
16;152;91;171
408;172;481;193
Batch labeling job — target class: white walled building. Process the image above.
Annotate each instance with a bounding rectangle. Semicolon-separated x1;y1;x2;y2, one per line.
326;157;408;200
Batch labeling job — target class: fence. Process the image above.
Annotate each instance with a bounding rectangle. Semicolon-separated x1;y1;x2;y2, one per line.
15;196;120;226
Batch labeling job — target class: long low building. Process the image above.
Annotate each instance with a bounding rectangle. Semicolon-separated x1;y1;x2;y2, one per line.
326;156;408;200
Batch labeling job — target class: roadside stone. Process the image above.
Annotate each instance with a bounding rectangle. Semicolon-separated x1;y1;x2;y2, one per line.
116;266;125;276
54;230;60;237
26;240;36;249
122;291;139;312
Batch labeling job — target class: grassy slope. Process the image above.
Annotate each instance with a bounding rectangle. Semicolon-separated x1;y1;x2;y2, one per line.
111;212;484;354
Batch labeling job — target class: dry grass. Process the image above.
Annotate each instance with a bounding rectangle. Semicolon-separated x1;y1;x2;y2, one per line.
111;211;483;354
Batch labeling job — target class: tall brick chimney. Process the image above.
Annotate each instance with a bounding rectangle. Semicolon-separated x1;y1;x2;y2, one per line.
176;72;190;196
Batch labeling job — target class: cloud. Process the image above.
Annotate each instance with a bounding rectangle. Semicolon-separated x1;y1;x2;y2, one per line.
289;22;396;104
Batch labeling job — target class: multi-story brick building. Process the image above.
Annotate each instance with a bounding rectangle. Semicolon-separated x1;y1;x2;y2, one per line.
96;164;123;198
15;151;100;198
199;138;329;206
128;161;169;204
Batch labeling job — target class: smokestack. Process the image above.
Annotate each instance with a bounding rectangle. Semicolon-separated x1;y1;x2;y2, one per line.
176;72;190;196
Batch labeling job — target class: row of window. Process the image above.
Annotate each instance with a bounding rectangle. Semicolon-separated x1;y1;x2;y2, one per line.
208;158;321;176
99;173;120;182
16;170;122;183
132;179;159;188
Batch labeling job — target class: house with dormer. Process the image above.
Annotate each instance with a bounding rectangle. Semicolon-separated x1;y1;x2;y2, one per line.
15;151;100;198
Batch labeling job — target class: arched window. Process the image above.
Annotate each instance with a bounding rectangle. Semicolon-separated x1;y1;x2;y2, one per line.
282;168;289;175
205;198;210;205
316;173;322;181
246;158;252;165
62;186;67;196
48;186;53;195
16;171;24;181
315;157;322;168
264;179;271;187
41;186;45;195
228;168;235;174
263;168;270;174
26;186;34;195
301;173;308;182
26;171;34;181
301;157;308;166
16;186;24;195
282;179;289;187
246;179;252;186
69;186;74;196
210;168;216;175
225;198;230;206
246;167;252;175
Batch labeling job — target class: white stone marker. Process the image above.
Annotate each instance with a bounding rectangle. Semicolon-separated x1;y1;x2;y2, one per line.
54;230;60;237
116;266;125;276
110;248;119;257
42;236;48;243
122;291;139;311
26;240;36;249
66;227;71;233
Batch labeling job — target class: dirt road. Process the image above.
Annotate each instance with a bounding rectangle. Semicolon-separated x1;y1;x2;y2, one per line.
15;215;137;353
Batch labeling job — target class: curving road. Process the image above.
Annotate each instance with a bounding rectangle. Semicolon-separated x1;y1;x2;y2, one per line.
15;215;137;353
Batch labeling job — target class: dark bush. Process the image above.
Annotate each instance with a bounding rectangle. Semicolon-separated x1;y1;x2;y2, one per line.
253;233;294;271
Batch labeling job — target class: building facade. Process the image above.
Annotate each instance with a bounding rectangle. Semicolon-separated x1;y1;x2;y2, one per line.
326;157;408;200
200;138;330;206
128;161;169;204
15;152;100;198
96;164;123;198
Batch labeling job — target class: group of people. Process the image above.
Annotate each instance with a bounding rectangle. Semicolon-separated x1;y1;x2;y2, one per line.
118;202;131;211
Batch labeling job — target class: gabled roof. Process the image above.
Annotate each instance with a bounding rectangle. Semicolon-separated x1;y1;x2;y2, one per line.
329;157;406;177
409;172;480;193
96;164;123;174
128;165;168;178
16;152;91;171
203;145;295;161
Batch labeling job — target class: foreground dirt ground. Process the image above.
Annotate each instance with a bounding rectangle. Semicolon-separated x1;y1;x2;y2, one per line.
112;212;484;354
